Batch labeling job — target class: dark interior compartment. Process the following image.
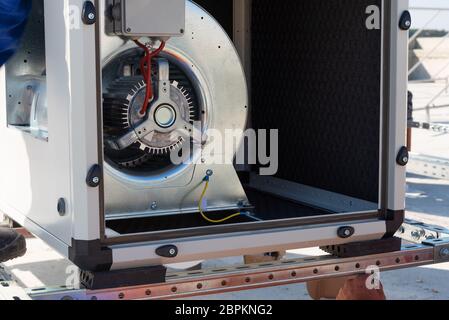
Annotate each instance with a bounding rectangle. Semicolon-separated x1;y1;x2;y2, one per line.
244;187;333;220
107;211;256;235
106;187;334;237
251;0;382;204
195;0;383;204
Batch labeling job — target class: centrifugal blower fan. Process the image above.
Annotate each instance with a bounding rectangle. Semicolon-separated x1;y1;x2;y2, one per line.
103;53;199;170
100;1;249;218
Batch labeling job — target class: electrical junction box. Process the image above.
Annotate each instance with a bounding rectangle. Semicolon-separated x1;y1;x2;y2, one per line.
107;0;186;37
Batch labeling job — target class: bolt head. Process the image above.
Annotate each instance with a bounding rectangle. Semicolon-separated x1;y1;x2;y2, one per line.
151;202;158;210
402;157;409;163
92;177;100;184
169;249;176;256
440;248;449;257
88;13;95;20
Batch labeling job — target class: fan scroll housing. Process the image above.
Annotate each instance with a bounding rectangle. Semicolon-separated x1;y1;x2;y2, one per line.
101;1;249;218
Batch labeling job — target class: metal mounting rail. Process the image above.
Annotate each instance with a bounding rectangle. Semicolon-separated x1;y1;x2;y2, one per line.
409;121;449;134
1;220;448;300
31;245;449;300
408;153;449;180
399;219;449;243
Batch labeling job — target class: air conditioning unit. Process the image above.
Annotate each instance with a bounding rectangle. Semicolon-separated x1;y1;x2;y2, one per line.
0;0;409;274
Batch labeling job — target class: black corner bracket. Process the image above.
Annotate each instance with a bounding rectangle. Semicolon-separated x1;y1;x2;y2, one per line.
383;209;405;238
320;210;405;258
68;239;113;272
69;239;168;289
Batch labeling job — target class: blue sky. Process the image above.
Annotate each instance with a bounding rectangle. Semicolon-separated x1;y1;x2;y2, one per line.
410;0;449;29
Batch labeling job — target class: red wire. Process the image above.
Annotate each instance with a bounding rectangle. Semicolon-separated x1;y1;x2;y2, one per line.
134;40;166;116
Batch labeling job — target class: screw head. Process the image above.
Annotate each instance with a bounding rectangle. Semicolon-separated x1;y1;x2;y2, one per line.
92;177;100;184
88;13;95;20
169;249;176;256
403;157;409;163
151;202;158;210
206;169;214;177
440;248;449;258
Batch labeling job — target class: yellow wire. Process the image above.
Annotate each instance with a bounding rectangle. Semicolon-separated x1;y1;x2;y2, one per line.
198;180;242;224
